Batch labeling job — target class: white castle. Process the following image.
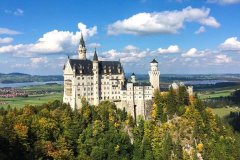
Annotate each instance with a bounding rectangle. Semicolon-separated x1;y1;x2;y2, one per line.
63;34;160;119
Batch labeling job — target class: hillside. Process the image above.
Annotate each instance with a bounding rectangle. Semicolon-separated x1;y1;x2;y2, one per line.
0;87;240;159
0;73;63;83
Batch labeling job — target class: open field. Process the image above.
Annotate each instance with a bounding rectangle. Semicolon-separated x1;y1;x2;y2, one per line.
212;107;240;118
0;84;63;109
0;93;63;108
21;84;63;92
198;89;233;99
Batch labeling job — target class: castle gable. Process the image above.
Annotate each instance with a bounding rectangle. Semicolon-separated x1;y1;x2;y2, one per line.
64;60;73;75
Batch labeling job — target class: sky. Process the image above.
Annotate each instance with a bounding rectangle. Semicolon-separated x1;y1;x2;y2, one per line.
0;0;240;75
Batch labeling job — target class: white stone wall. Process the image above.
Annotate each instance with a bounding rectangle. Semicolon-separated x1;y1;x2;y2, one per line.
63;58;158;119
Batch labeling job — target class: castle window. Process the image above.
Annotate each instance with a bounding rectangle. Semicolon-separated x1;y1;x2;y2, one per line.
82;77;84;80
78;77;80;80
91;77;93;79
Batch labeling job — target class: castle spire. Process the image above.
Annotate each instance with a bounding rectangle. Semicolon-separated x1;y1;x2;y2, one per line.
93;48;98;61
79;32;85;48
78;33;87;60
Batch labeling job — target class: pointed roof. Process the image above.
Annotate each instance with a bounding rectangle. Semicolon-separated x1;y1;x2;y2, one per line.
79;33;85;47
93;48;98;61
131;72;135;76
151;59;158;63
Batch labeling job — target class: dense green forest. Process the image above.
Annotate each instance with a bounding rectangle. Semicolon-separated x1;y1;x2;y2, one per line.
0;87;240;159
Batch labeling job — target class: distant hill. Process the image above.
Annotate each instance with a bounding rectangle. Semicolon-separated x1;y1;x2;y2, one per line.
0;72;63;84
8;72;30;76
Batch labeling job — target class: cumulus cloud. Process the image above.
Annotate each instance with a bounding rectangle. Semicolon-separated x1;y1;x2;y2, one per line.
219;37;240;52
30;57;48;64
195;26;206;34
208;0;240;5
214;54;232;64
101;45;150;62
0;28;22;35
108;6;220;35
156;45;180;54
181;48;208;57
88;43;101;48
0;37;13;44
0;22;97;57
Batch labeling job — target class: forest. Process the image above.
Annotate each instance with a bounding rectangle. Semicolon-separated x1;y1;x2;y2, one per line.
0;86;240;160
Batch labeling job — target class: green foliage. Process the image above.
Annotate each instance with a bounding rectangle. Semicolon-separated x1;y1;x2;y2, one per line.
1;88;240;160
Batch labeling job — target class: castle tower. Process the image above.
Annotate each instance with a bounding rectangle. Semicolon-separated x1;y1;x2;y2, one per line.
78;33;87;60
92;48;100;105
149;59;160;91
131;73;136;83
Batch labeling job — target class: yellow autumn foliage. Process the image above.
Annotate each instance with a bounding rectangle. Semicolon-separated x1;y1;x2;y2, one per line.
197;143;204;152
14;123;28;139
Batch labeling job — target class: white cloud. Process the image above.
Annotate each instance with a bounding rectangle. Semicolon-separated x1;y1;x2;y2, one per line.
124;45;139;51
0;37;13;44
208;0;240;5
181;48;208;57
4;8;24;16
0;28;22;35
14;9;24;16
88;43;101;48
219;37;240;51
215;54;232;63
30;57;48;64
0;22;97;57
108;6;220;35
101;45;150;62
156;45;180;54
170;58;178;63
195;26;206;34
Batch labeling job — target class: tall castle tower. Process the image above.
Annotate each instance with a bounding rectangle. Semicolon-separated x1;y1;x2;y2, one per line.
92;49;100;105
78;33;87;60
149;59;160;90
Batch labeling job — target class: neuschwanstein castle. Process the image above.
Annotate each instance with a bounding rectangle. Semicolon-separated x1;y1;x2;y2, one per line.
63;34;161;119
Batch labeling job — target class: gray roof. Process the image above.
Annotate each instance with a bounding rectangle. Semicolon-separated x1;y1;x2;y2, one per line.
151;59;158;63
68;59;123;75
133;82;151;86
99;61;122;74
79;33;85;48
93;49;98;61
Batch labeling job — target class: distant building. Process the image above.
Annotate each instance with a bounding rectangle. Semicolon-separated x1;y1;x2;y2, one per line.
63;34;160;119
169;82;193;96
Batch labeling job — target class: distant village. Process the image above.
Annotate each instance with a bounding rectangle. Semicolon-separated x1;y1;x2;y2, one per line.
0;88;28;98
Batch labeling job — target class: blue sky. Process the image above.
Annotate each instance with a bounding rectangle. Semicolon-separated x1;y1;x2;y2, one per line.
0;0;240;75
